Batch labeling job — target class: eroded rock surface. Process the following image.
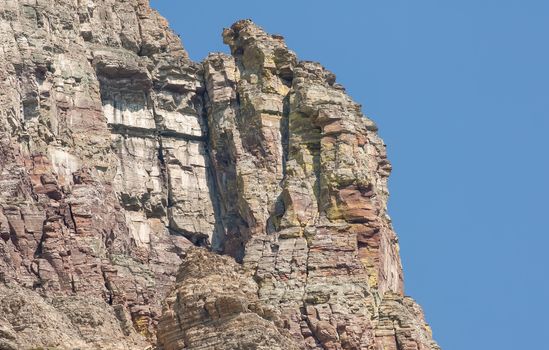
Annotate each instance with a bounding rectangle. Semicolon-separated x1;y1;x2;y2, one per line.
0;0;213;346
157;249;300;350
0;1;439;349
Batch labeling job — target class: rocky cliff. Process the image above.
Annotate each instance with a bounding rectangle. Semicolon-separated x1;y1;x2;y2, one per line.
0;1;439;349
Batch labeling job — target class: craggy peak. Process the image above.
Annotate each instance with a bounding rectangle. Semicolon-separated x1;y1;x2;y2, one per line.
0;1;439;349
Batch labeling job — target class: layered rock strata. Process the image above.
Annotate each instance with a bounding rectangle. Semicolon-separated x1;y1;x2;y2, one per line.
159;20;438;350
0;1;439;349
0;0;215;346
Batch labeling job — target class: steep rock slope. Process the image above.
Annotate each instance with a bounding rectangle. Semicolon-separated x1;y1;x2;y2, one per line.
0;1;439;349
158;20;439;350
0;0;213;347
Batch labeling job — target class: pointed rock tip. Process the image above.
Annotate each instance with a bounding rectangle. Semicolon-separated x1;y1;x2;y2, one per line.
228;19;262;33
222;19;286;46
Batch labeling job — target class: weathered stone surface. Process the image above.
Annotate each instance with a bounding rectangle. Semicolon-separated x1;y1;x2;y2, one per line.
0;0;213;347
200;20;426;350
0;282;148;349
203;22;297;259
157;248;300;350
0;2;438;350
374;293;441;350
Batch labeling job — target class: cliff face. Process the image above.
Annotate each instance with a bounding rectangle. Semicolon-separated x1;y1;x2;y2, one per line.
0;1;439;350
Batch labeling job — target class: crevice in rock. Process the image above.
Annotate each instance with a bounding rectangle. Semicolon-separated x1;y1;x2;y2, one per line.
68;203;78;235
34;219;47;258
201;58;251;261
168;227;208;247
198;88;226;253
281;94;291;179
300;231;317;345
100;265;114;299
70;274;77;294
394;328;404;350
149;94;171;220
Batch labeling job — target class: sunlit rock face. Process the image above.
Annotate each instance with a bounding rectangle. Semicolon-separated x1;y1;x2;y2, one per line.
0;1;438;349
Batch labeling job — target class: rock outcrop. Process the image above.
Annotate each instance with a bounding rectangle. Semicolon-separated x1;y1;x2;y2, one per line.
0;1;439;349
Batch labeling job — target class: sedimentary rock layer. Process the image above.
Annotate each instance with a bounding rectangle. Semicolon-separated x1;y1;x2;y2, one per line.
0;1;439;349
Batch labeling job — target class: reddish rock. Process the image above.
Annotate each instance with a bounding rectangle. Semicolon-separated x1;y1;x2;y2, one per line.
0;3;438;350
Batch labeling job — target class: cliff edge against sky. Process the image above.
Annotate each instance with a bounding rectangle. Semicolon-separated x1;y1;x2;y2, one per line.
0;1;439;349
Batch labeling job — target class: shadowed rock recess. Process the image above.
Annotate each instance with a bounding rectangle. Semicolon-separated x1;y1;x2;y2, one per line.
0;1;439;349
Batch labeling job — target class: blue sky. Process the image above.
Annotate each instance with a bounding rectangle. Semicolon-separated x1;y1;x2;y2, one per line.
150;1;549;349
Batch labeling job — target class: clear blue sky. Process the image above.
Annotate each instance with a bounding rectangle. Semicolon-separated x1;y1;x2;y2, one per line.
150;1;549;349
